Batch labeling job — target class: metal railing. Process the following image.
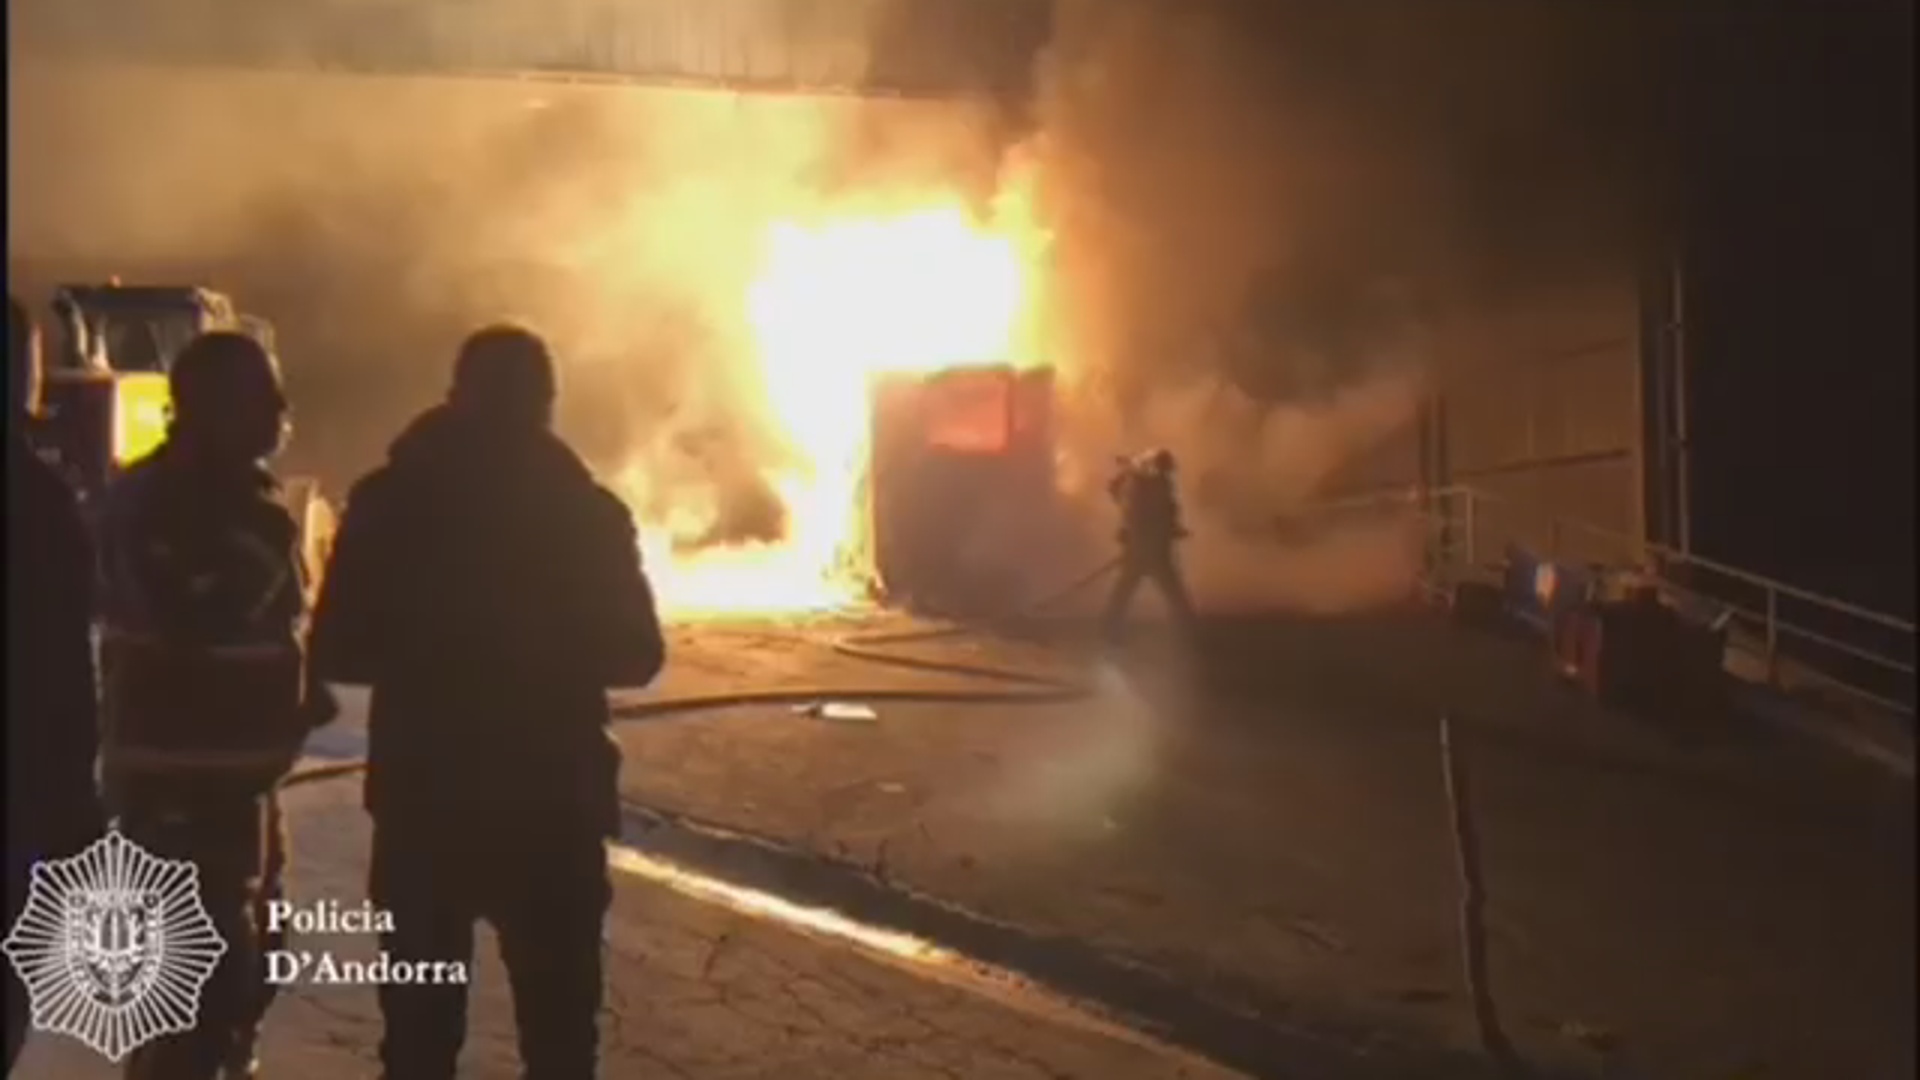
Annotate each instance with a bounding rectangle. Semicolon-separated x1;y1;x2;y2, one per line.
1411;484;1916;718
1307;483;1914;718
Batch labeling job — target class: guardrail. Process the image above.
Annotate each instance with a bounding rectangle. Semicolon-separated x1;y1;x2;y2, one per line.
1429;484;1915;718
1310;484;1915;719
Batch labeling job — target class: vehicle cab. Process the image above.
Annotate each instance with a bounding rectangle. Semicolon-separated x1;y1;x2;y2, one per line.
33;283;270;501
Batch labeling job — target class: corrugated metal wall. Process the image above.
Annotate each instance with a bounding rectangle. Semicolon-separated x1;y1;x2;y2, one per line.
1434;275;1647;568
8;0;1051;99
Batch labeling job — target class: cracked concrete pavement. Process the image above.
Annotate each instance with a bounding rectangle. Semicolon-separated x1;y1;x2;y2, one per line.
31;610;1905;1079
612;613;1915;1080
11;775;1242;1080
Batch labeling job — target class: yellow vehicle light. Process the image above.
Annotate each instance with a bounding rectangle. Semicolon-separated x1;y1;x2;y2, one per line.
113;373;171;466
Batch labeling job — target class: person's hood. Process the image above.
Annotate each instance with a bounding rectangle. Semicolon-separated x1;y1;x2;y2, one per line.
385;403;596;493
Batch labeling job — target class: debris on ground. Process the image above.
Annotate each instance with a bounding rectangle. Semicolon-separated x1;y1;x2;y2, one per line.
798;701;880;723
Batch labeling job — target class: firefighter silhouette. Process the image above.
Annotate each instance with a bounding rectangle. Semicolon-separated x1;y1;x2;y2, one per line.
1102;448;1196;638
96;331;332;1080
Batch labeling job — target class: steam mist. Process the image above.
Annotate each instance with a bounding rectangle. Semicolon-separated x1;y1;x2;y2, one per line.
7;0;1659;614
1026;0;1660;612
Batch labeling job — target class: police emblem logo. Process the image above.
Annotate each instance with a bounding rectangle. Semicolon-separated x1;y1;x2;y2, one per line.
2;830;228;1061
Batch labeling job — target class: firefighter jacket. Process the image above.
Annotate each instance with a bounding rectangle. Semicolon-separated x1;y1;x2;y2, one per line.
94;442;323;797
310;404;665;838
1111;459;1187;552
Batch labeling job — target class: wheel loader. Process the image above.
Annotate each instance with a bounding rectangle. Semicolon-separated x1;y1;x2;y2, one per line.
29;283;338;596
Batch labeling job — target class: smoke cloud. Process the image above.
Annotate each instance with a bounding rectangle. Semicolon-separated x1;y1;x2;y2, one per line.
8;0;1660;615
1020;0;1660;612
8;40;1009;564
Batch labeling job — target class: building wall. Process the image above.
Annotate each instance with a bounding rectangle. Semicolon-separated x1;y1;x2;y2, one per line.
1431;272;1651;570
1311;269;1652;574
7;0;1052;100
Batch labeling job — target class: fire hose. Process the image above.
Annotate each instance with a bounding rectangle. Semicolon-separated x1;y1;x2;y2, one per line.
280;548;1545;1075
282;560;1532;1073
284;556;1122;788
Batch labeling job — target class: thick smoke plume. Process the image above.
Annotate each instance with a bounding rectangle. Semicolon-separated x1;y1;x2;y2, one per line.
9;44;1007;563
1022;0;1659;612
8;0;1657;614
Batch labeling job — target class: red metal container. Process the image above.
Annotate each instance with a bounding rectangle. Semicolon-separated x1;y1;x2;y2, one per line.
868;365;1057;613
1558;595;1728;720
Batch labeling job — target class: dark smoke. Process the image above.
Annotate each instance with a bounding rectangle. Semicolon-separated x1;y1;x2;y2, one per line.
1033;0;1663;399
1023;0;1665;610
8;0;1667;612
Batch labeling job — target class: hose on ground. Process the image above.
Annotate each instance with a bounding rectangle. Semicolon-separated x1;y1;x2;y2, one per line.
288;575;1536;1079
1440;714;1529;1078
286;557;1121;789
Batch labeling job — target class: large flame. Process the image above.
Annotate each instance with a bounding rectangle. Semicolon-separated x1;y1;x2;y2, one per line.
633;185;1049;618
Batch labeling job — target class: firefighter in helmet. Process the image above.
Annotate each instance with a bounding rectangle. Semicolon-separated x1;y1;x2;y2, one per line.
95;330;335;1080
1103;447;1197;638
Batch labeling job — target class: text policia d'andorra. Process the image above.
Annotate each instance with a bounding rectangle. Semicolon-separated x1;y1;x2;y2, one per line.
263;899;470;987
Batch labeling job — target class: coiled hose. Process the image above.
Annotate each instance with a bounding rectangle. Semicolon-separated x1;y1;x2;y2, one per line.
286;557;1119;788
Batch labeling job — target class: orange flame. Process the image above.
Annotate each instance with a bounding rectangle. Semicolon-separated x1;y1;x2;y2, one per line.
626;184;1050;617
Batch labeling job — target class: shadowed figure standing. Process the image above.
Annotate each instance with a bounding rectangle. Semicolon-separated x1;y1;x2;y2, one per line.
5;297;106;1074
1102;449;1197;640
96;331;334;1080
309;325;665;1080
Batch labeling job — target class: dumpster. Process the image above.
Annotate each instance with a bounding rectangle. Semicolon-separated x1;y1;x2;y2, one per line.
869;365;1059;614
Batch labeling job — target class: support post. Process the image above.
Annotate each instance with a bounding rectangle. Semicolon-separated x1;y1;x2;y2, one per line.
1671;252;1693;559
1765;587;1781;685
1463;489;1478;568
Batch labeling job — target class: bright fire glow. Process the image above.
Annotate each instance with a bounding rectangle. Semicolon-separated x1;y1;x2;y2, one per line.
112;372;172;466
637;190;1049;618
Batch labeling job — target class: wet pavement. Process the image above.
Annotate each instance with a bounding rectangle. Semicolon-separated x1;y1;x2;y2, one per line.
35;610;1906;1079
607;612;1915;1080
11;773;1241;1080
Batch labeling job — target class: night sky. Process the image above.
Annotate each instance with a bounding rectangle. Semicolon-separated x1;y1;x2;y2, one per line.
1675;0;1914;615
